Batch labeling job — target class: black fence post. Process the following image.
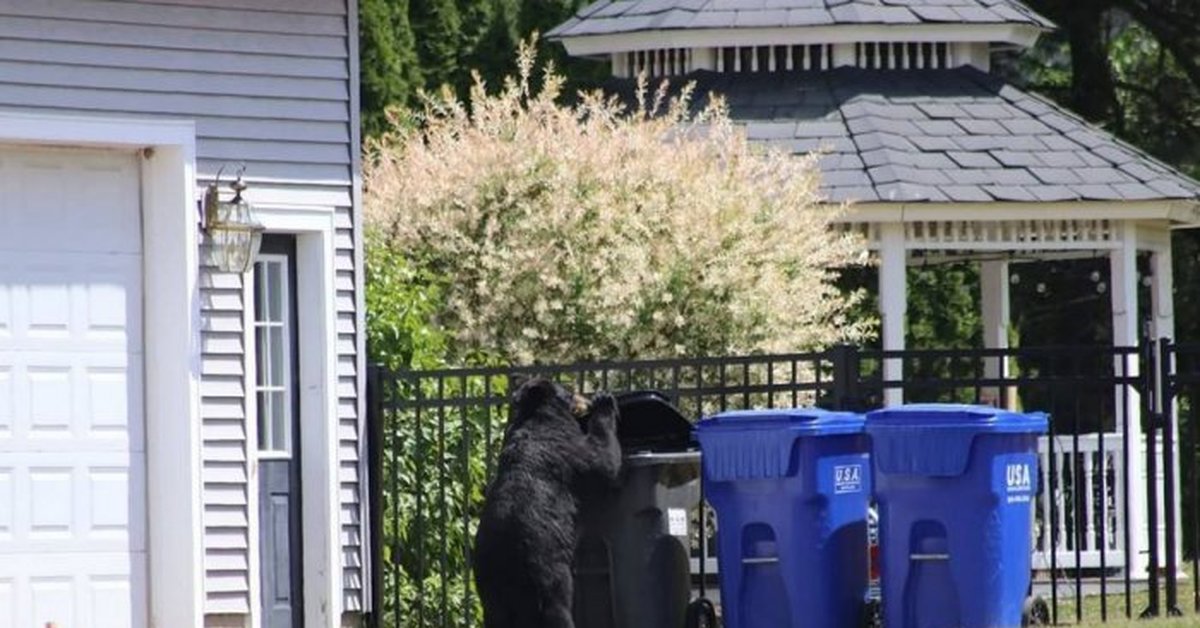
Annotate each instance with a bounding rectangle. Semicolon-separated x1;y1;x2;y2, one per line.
1142;337;1162;618
1161;338;1183;616
829;344;861;412
366;365;385;628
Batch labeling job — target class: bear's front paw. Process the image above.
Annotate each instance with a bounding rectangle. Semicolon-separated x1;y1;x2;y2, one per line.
591;392;617;413
589;393;618;431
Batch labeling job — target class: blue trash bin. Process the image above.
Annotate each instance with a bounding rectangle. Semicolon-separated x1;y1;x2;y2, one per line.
694;409;870;628
865;404;1048;628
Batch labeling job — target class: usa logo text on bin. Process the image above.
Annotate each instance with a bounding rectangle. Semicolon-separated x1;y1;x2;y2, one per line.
835;464;863;494
1006;462;1033;504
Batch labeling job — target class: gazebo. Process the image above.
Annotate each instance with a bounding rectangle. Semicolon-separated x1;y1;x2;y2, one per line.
549;0;1200;580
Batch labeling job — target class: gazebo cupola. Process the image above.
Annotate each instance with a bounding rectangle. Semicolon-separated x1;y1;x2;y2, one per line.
552;0;1200;582
548;0;1053;78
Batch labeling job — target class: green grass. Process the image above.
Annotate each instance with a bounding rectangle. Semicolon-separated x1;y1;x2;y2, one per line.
1046;566;1198;627
1072;618;1196;628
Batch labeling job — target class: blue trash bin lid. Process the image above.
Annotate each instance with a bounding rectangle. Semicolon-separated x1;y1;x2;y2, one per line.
698;408;864;435
865;404;1047;477
865;404;1047;434
694;409;864;481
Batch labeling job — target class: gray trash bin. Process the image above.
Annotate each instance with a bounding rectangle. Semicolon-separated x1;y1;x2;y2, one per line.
574;391;702;628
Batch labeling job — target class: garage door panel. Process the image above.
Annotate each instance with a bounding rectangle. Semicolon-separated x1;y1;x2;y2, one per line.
0;252;142;354
0;577;10;627
0;354;143;453
0;467;10;541
0;452;146;554
0;148;140;255
0;366;11;439
0;554;146;628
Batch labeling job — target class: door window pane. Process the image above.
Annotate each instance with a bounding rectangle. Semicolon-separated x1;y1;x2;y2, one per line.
270;391;288;453
256;326;270;388
267;261;283;323
269;326;285;388
254;256;292;456
257;390;274;451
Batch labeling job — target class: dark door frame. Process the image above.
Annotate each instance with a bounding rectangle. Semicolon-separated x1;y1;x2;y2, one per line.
256;234;304;628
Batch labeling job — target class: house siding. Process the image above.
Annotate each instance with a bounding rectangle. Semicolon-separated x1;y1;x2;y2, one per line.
0;0;363;618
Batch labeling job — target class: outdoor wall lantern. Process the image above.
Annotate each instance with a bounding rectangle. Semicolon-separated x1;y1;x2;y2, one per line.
203;166;264;273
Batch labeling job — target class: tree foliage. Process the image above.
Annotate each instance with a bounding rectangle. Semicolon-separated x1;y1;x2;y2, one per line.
410;0;463;91
359;0;423;137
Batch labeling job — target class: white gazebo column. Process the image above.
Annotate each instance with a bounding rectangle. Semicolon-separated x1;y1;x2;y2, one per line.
1111;221;1148;579
879;223;907;407
980;260;1011;408
1148;237;1176;344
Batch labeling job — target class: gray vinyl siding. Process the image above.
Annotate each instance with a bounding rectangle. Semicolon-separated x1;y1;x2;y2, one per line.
0;0;363;617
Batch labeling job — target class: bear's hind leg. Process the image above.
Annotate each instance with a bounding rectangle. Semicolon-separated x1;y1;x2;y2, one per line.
538;563;576;628
478;582;518;628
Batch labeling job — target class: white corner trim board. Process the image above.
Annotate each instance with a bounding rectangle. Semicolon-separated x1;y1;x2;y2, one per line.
0;111;205;627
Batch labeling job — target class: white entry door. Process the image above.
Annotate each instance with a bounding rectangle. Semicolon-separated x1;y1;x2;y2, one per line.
0;147;147;628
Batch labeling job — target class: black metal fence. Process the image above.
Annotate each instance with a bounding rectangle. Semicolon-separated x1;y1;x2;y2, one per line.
367;341;1200;627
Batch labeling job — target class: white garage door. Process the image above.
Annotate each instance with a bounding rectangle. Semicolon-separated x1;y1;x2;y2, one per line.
0;147;147;628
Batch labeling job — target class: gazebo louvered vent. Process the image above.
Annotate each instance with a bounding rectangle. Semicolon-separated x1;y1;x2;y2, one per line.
618;42;955;77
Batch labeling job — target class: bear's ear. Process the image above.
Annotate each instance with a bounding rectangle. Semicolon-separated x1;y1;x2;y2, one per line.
509;372;533;392
510;375;554;412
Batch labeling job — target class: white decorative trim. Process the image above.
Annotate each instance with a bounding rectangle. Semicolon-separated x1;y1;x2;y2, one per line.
845;219;1122;251
249;208;343;628
908;219;1117;249
0;110;205;628
838;201;1186;223
558;23;1045;56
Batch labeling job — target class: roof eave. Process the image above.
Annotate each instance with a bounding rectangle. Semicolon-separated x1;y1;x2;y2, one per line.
554;23;1046;55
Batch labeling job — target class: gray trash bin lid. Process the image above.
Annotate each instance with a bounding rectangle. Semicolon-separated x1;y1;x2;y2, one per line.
615;390;695;453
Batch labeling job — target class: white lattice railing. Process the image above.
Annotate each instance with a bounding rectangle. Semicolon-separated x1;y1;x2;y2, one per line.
1034;433;1128;571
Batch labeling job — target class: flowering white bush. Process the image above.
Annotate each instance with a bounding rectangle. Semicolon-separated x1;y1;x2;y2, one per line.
365;42;871;364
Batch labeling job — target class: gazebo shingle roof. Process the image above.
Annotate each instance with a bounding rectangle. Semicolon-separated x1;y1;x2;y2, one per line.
549;0;1055;39
607;67;1200;203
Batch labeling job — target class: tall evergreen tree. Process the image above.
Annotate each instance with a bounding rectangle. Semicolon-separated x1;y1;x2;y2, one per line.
515;0;579;40
411;0;463;91
462;0;518;91
359;0;422;137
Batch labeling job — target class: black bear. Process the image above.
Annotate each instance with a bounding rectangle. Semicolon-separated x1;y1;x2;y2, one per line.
474;377;622;628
